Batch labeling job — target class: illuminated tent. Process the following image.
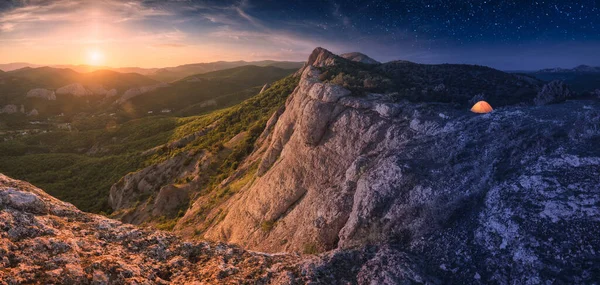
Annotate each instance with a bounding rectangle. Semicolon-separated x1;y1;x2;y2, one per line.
470;101;493;113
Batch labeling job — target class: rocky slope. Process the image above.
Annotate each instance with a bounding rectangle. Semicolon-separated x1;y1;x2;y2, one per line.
0;173;451;284
177;48;599;283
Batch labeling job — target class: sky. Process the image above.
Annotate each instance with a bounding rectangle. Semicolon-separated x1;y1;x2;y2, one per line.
0;0;598;70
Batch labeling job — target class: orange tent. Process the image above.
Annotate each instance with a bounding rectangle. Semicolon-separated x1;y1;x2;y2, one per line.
471;101;493;113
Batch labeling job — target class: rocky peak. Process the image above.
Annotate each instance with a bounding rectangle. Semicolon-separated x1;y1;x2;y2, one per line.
340;52;380;64
306;47;339;67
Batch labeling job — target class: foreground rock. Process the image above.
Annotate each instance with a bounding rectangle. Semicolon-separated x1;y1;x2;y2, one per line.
3;174;418;284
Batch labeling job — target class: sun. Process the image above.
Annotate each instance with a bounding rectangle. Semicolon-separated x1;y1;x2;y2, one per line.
87;49;105;66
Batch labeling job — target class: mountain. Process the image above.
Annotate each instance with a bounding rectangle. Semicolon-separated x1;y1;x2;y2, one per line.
526;65;600;93
0;62;42;71
537;64;600;73
6;67;157;91
2;48;599;283
7;66;82;88
151;48;596;282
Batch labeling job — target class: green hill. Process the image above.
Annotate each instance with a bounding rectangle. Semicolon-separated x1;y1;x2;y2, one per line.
8;67;81;88
147;61;304;82
119;65;297;117
7;67;157;91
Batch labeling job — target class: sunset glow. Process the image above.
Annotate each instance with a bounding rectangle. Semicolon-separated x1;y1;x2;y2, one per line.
87;49;105;66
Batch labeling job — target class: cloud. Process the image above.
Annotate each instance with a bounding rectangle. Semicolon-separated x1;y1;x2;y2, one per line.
152;43;187;48
0;0;173;31
0;23;15;32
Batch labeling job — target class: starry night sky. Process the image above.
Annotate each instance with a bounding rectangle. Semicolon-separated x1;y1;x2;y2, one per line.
228;0;600;69
0;0;598;69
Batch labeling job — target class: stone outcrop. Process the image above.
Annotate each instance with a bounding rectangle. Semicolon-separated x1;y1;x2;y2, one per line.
186;48;600;283
26;88;56;100
340;52;380;64
534;80;572;105
109;151;202;224
306;47;339;67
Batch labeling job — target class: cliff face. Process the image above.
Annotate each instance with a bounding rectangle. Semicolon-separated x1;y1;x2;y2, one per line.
192;48;600;283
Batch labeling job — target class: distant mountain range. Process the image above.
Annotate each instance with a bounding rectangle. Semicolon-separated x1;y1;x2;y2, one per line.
522;65;600;93
0;60;305;83
535;64;600;73
0;64;297;119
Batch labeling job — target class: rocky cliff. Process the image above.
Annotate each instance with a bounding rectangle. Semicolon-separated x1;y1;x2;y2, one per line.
180;48;599;283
